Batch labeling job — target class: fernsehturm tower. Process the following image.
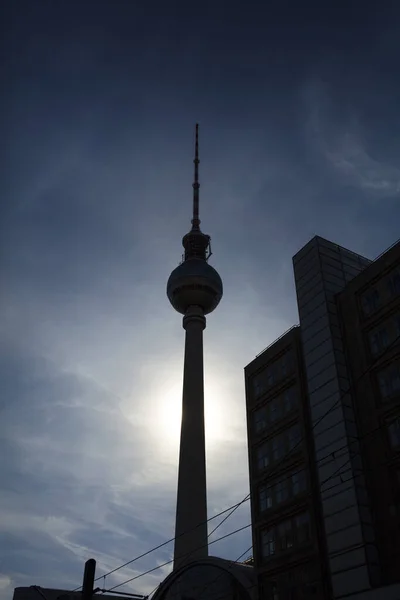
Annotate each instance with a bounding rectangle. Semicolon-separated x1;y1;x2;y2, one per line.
167;125;223;569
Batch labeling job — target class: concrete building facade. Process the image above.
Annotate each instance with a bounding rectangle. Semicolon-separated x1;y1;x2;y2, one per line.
245;325;330;600
245;236;400;600
337;241;400;586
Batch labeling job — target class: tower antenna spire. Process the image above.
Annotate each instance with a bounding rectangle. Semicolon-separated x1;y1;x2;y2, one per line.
192;123;200;230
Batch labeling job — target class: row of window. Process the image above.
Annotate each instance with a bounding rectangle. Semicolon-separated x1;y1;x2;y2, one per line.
261;511;311;559
262;566;320;600
377;360;400;400
253;386;297;433
256;424;302;472
259;469;307;512
361;268;400;317
253;351;294;399
369;312;400;357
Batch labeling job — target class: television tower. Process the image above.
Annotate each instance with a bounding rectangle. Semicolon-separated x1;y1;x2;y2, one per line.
167;125;223;569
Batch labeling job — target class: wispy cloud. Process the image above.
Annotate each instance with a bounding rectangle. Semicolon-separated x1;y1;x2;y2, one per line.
303;80;400;198
0;308;253;598
3;4;400;598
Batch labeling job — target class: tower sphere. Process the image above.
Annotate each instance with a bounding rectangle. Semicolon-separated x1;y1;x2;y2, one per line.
167;257;223;315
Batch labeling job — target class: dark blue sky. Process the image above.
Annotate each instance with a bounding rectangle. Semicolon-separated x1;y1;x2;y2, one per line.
1;0;400;596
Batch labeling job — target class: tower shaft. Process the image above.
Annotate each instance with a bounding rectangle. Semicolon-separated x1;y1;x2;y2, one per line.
173;306;208;568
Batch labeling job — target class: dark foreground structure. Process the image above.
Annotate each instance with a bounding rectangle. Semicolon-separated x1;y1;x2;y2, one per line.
245;236;400;599
152;556;255;600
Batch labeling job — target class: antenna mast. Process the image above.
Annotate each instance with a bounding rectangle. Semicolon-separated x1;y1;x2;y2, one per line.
192;123;200;231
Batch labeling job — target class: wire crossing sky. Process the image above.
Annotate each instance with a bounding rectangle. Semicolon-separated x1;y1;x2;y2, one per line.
1;0;400;597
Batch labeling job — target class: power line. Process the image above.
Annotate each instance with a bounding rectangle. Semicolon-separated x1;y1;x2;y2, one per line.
208;494;250;541
172;490;251;573
105;413;397;598
71;498;252;592
106;438;388;598
104;524;252;593
145;421;398;600
75;334;399;594
195;545;254;600
139;336;400;594
144;544;255;600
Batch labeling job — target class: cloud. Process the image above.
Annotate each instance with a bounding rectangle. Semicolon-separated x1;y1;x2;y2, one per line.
4;7;400;597
0;311;253;597
303;80;400;198
324;132;400;196
0;576;11;591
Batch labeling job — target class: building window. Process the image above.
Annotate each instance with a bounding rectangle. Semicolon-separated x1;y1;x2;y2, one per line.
256;426;302;473
283;387;296;413
252;352;294;399
388;269;400;297
369;326;390;356
388;418;400;449
257;443;270;471
269;398;280;423
261;512;311;562
259;484;273;511
261;530;276;558
281;353;289;377
278;519;293;551
254;406;268;433
361;289;380;316
272;436;284;461
296;512;311;544
288;424;301;451
267;366;275;386
253;387;297;434
258;469;307;513
253;377;263;398
291;470;307;495
377;362;400;399
275;477;289;504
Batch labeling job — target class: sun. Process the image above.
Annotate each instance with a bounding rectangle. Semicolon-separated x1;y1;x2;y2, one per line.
158;379;225;445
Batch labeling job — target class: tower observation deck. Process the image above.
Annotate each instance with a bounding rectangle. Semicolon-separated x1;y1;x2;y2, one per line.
166;125;223;570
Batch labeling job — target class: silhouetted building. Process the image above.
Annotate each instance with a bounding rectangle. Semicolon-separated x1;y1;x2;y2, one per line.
245;236;400;600
151;557;255;600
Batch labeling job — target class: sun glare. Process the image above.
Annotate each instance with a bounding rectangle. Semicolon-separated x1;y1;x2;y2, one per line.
158;379;225;445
